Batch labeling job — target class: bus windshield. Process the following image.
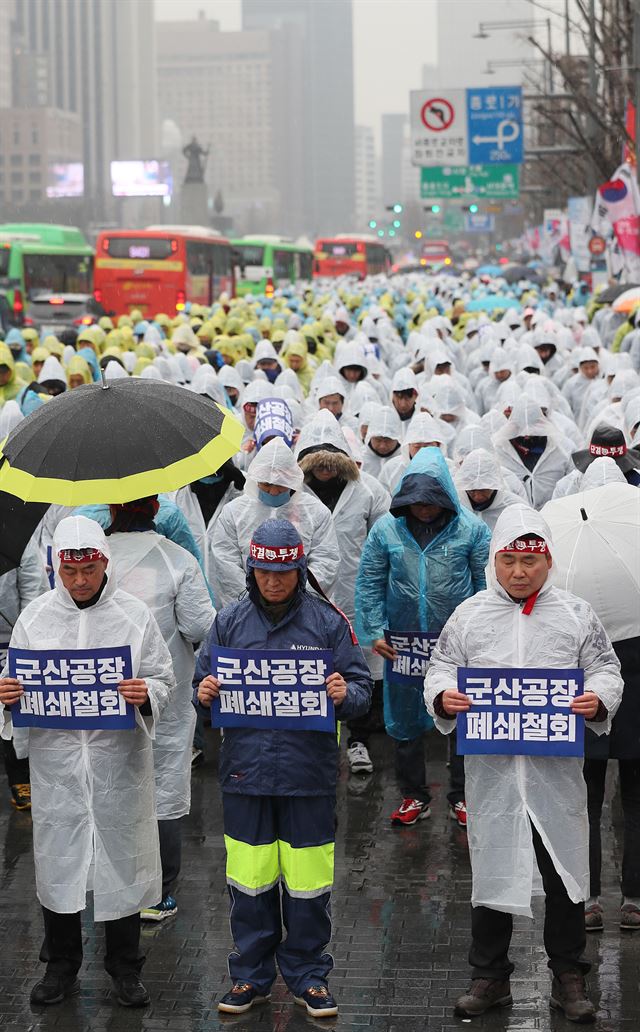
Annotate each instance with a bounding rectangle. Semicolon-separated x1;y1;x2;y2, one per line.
23;253;92;297
235;244;266;267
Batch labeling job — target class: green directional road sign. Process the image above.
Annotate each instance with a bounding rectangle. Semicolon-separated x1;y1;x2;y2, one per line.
420;164;520;200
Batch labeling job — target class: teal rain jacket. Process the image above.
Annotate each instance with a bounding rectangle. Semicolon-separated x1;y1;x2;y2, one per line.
355;447;491;740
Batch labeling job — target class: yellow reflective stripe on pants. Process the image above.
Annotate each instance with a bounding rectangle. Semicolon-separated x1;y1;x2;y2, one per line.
224;834;280;896
278;839;335;899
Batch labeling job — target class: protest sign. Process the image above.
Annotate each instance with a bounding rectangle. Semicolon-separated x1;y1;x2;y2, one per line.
211;646;334;731
10;646;135;730
457;667;584;756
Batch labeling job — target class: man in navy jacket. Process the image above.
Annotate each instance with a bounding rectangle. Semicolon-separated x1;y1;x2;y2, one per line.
195;518;371;1019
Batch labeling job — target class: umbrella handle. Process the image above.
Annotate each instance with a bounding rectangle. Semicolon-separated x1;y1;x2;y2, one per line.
100;367;110;391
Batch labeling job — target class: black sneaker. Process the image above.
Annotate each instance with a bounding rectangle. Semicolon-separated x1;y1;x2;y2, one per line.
294;986;339;1018
218;982;271;1014
112;974;150;1008
30;973;80;1006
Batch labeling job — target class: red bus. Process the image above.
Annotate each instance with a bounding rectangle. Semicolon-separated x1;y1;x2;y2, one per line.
313;235;391;279
420;239;453;267
93;225;234;316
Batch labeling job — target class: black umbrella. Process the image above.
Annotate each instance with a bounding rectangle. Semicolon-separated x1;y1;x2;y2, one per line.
502;264;544;285
0;377;244;506
596;283;640;305
0;491;48;576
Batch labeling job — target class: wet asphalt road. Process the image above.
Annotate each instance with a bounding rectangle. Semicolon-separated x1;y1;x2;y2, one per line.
0;727;637;1031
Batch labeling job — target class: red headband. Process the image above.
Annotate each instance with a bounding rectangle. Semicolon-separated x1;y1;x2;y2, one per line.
249;542;304;563
58;548;107;564
498;538;549;555
589;442;626;457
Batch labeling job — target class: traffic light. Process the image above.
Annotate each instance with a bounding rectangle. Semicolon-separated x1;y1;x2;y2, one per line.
414;230;423;239
393;203;403;214
430;204;441;214
368;219;377;229
392;219;401;228
388;229;396;237
469;203;479;214
377;229;385;238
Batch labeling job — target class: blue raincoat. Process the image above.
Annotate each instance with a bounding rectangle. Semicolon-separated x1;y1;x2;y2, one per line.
354;447;491;740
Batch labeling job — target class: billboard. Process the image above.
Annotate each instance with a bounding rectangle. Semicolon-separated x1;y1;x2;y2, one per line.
46;163;84;198
110;160;172;198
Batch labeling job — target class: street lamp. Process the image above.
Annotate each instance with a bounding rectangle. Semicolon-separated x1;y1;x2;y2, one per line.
474;18;553;93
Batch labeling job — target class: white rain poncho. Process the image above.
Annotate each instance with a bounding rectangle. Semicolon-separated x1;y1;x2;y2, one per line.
1;516;175;920
424;377;479;430
38;355;66;387
624;396;640;441
296;411;389;678
252;339;283;372
424;503;623;917
379;412;455;496
209;437;340;607
106;529;214;820
493;396;572;509
189;364;229;408
454;448;525;531
552;456;627;499
0;539;48;642
362;405;403;477
0;399;24;438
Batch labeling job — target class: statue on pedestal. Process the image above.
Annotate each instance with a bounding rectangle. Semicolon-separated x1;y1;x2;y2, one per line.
182;136;210;184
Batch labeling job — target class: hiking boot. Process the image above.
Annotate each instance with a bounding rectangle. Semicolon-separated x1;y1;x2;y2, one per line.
620;902;640;929
550;972;596;1023
585;901;603;931
30;973;80;1006
11;783;31;811
218;982;271;1014
454;978;512;1017
294;985;338;1018
390;798;431;825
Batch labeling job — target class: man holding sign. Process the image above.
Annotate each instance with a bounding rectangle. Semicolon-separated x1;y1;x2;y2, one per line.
196;519;371;1019
425;504;623;1023
0;516;175;1010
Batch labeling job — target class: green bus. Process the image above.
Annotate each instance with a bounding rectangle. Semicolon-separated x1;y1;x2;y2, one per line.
231;235;314;297
0;223;94;324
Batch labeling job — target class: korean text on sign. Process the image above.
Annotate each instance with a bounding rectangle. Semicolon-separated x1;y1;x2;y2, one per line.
384;631;440;684
210;647;335;732
9;646;135;730
456;667;584;756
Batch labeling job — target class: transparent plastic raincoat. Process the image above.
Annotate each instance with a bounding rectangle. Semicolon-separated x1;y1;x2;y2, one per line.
209;437;340;607
355;448;491;740
0;516;175;920
424;504;623;916
454;448;525;531
492;396;572;508
106;530;214;819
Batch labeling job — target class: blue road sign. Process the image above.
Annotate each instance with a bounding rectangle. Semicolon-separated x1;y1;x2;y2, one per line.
465;213;495;233
466;86;523;165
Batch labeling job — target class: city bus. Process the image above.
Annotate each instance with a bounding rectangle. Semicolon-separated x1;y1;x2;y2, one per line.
93;225;235;316
232;236;314;297
313;235;391;279
0;223;94;324
420;239;453;267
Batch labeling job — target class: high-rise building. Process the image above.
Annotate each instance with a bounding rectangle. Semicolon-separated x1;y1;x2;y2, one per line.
242;0;355;235
354;126;379;230
6;0;157;219
155;14;282;233
0;107;81;212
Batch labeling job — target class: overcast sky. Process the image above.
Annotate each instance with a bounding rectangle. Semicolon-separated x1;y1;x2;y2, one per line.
154;0;438;146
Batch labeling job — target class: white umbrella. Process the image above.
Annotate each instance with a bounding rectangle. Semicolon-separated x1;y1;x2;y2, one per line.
541;483;640;642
